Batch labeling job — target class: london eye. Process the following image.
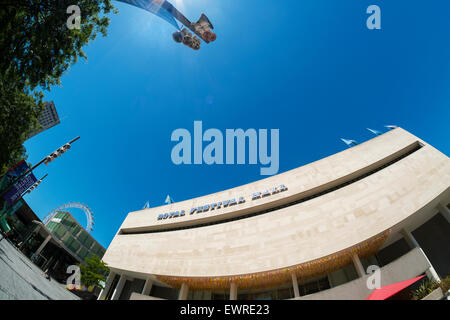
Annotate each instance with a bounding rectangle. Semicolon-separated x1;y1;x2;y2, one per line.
43;202;94;233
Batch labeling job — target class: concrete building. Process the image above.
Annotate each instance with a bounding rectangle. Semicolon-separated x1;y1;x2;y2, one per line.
27;101;60;140
100;128;450;300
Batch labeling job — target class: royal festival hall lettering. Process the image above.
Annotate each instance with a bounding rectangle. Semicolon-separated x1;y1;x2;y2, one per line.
157;185;288;221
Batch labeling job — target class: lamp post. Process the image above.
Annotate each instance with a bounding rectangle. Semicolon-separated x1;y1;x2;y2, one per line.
0;136;80;200
0;173;48;214
0;173;48;242
24;174;48;195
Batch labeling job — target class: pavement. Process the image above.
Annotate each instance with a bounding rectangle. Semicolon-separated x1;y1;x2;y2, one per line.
0;237;79;300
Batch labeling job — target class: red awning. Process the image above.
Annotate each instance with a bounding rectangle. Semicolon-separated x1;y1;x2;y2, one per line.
365;275;426;300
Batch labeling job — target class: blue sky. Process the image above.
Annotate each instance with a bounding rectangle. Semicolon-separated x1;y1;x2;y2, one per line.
23;0;450;249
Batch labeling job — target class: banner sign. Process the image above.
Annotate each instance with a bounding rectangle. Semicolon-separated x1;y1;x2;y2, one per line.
0;160;29;191
3;173;37;205
1;160;36;205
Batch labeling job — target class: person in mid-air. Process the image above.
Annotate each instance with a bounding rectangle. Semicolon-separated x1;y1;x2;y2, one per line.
171;14;215;50
117;0;216;51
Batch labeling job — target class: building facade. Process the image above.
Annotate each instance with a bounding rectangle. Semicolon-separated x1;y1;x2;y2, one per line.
27;101;60;140
45;211;106;262
1;201;82;284
100;128;450;300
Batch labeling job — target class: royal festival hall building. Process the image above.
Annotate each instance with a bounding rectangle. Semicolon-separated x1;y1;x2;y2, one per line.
100;128;450;300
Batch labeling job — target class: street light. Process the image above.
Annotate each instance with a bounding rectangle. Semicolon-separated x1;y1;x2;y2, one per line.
26;174;48;194
0;173;49;235
0;136;80;200
44;143;72;165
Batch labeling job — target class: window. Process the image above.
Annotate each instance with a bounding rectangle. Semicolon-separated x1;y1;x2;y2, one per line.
78;247;88;261
84;236;93;249
96;247;106;258
299;276;330;297
361;255;380;271
46;221;58;232
77;230;89;244
375;238;410;266
211;292;228;300
149;285;179;300
71;225;81;236
63;236;74;248
237;285;294;300
91;243;100;254
69;240;80;253
187;290;212;300
55;212;66;219
54;224;66;239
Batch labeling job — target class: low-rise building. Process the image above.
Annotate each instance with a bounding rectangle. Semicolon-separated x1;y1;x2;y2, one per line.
45;211;106;262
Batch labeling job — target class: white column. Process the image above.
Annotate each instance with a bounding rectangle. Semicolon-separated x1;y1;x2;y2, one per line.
401;229;440;282
437;203;450;224
111;275;127;300
352;253;365;278
34;235;52;257
98;272;115;300
291;273;300;298
230;283;238;300
142;278;153;296
401;229;420;249
178;283;189;300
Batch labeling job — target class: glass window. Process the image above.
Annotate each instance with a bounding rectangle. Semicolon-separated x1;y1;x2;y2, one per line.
150;285;179;300
77;230;88;244
69;240;80;253
361;254;380;271
46;221;57;231
55;212;66;219
71;225;81;236
96;248;105;258
91;243;101;254
63;236;74;248
299;276;330;297
277;287;294;299
317;277;331;291
78;247;88;261
211;292;228;300
54;224;66;239
187;290;213;300
237;285;293;300
84;236;93;249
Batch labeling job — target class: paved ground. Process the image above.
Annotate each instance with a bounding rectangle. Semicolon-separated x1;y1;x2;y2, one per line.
0;237;79;300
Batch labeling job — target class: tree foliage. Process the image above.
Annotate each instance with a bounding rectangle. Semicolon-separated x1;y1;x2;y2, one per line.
0;79;44;174
0;0;115;175
79;254;110;289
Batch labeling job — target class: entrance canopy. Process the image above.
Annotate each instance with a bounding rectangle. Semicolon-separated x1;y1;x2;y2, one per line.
365;275;426;300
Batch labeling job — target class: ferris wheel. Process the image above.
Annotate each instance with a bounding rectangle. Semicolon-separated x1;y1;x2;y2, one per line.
43;202;94;233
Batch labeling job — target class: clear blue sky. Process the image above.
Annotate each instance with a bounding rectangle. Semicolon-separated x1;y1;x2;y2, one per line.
23;0;450;249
